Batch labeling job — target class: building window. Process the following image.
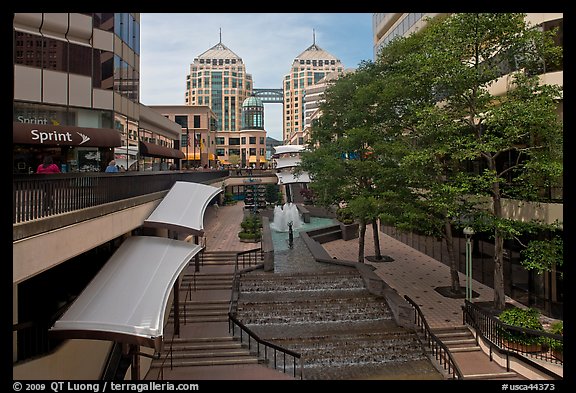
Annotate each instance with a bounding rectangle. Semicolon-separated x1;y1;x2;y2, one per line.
193;115;201;128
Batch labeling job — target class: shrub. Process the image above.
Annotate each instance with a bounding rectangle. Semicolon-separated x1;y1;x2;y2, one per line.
545;321;563;353
336;206;354;225
498;307;544;345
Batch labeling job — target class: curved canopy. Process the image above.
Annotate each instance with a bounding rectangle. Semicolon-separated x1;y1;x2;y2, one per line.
276;172;311;184
275;156;300;169
143;181;222;235
50;236;203;351
274;145;305;155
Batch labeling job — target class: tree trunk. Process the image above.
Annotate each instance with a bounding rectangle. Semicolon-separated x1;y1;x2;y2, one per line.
493;232;506;311
372;220;382;260
444;220;461;294
358;221;367;263
491;163;506;311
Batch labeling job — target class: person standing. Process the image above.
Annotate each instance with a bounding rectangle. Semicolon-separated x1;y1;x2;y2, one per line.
36;156;60;174
105;160;119;173
36;156;60;215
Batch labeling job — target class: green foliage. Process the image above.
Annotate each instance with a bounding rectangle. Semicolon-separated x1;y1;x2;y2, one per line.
264;184;279;204
498;307;544;345
238;214;262;240
336;207;354;225
224;192;235;205
520;236;563;275
543;321;563;352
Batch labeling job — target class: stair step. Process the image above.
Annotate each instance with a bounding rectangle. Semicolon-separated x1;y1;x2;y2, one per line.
150;357;261;368
170;309;227;317
435;331;473;339
169;336;239;344
168;316;228;323
169;342;244;351
450;346;482;353
161;350;253;360
464;372;521;380
442;338;477;346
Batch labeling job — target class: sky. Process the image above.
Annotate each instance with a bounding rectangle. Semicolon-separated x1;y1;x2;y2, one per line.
139;13;375;142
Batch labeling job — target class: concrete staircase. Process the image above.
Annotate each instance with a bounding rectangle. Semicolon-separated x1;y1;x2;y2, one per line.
146;251;264;377
432;326;525;380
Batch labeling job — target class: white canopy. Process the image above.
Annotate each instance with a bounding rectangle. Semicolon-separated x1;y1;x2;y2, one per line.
144;181;222;235
274;145;305;155
276;172;311;184
275;156;301;169
50;236;203;351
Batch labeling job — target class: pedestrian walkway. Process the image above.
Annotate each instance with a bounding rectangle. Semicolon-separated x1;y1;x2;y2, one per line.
159;201;560;380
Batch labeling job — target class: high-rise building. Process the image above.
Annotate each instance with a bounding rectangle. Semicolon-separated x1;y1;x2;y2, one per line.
13;13;184;173
283;36;344;145
185;36;253;133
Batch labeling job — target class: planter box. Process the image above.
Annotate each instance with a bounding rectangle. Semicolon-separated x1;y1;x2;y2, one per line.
552;349;563;361
503;340;543;353
239;237;260;243
339;222;359;241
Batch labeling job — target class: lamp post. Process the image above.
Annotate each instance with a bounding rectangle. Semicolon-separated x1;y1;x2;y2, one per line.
463;226;475;302
186;127;190;169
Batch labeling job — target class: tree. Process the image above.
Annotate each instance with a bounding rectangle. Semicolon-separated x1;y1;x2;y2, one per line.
404;13;563;310
299;61;402;263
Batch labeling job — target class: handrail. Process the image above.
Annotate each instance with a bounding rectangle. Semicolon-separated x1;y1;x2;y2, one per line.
227;249;303;379
462;301;563;369
228;312;303;379
404;295;464;379
235;247;263;269
155;332;176;380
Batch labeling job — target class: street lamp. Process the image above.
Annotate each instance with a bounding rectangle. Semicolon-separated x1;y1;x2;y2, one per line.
186;127;190;169
463;226;475;302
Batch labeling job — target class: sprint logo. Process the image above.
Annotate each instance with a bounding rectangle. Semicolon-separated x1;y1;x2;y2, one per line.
77;132;91;145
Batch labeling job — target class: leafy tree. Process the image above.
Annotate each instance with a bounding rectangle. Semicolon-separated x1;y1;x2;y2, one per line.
298;61;402;262
405;13;563;310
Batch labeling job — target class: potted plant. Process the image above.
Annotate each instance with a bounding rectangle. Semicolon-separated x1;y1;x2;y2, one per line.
224;191;236;205
545;321;563;361
238;213;262;242
498;307;545;353
336;206;358;241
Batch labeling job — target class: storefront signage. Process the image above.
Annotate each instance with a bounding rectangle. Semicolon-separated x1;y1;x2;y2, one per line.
13;122;122;148
30;129;87;144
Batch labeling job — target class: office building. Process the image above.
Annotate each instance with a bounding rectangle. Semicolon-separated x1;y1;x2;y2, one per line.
283;36;344;145
13;13;184;174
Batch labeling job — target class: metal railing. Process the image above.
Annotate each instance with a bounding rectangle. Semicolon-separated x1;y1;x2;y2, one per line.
227;248;303;379
228;313;303;379
13;170;228;224
404;295;464;379
462;301;563;368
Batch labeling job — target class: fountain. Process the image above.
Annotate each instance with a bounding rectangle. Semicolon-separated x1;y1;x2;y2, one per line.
270;202;303;232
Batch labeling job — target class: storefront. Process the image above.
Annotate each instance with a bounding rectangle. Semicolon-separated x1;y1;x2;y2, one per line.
13;122;122;174
138;141;185;171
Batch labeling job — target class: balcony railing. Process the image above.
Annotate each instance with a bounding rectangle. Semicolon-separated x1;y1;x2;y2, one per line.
13;170;229;225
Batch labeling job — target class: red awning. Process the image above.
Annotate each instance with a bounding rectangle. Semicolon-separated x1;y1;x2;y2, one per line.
139;141;185;159
13;122;122;147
